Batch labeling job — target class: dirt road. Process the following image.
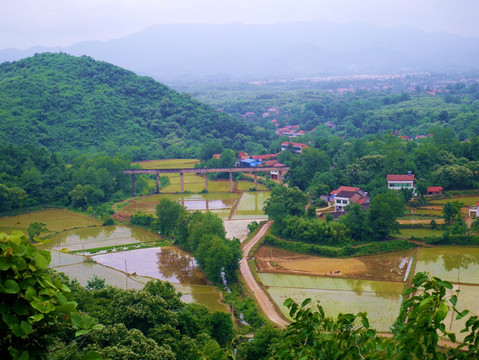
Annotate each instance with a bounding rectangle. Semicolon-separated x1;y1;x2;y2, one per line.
240;220;290;328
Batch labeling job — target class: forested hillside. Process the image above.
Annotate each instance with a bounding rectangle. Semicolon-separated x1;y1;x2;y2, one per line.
0;53;273;159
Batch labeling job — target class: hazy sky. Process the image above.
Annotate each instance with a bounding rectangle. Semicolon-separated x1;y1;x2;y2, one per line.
2;0;479;50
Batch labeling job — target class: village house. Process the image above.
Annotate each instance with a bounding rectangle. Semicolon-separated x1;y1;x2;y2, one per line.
469;201;479;218
427;186;443;196
280;141;310;154
387;172;415;191
329;186;369;212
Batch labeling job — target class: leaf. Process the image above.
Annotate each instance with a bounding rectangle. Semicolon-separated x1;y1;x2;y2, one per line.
33;252;49;270
284;298;293;308
450;294;457;306
56;302;77;313
0;257;9;270
301;298;312;308
457;310;470;321
419;295;434;309
20;321;33;336
82;350;103;360
362;316;370;329
4;279;20;294
436;279;453;290
75;329;91;337
28;313;44;323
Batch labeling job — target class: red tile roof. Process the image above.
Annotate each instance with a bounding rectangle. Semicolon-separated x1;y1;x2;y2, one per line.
427;186;443;192
251;154;278;160
330;186;360;195
387;174;415;181
281;142;309;147
264;160;279;167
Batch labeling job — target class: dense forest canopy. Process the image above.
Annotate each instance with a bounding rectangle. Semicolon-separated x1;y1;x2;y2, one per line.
0;53;273;160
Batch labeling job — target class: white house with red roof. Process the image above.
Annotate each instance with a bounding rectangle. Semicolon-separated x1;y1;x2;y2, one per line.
281;142;310;154
330;186;369;212
387;172;415;191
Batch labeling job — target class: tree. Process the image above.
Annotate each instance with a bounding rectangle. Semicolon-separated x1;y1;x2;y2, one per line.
155;198;187;238
442;201;464;226
26;222;48;240
263;186;309;221
199;139;223;161
368;191;404;240
340;202;370;242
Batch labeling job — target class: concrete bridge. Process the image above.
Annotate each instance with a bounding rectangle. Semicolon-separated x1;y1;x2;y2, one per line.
123;166;289;196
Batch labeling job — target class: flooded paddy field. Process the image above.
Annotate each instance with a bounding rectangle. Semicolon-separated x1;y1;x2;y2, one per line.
231;191;270;220
256;246;411;282
93;246;208;285
43;225;160;252
119;191;270;220
44;225;227;312
0;208;101;236
120;193;239;218
259;273;404;332
415;247;479;284
224;219;256;241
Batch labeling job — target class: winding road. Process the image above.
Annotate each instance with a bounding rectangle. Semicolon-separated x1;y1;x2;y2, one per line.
240;220;290;328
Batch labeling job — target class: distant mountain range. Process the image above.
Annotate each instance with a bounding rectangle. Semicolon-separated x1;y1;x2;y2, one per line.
1;22;479;83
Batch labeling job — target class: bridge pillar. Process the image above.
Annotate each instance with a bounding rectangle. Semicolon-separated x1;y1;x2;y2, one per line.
205;175;208;192
254;173;258;190
229;172;233;192
180;172;184;192
156;173;160;193
132;174;136;197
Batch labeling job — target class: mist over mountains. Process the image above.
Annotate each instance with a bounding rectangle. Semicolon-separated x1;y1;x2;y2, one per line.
2;21;478;83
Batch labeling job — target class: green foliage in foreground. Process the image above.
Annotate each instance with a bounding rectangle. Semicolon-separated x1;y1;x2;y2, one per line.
0;231;103;360
1;230;235;359
243;273;476;360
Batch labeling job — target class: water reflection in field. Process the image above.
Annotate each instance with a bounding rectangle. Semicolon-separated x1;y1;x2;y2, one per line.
415;247;479;284
259;273;404;332
93;246;208;285
121;193;238;218
45;225;159;251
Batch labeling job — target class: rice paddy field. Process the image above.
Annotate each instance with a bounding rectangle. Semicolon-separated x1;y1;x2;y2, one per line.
0;208;102;236
414;247;479;284
132;159;199;169
397;228;444;238
429;196;479;206
259;273;404;332
231;191;270;220
133;158;269;193
45;225;228;312
43;225;161;252
119;191;270;220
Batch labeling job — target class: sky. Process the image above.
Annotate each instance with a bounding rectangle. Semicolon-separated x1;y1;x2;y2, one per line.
2;0;479;50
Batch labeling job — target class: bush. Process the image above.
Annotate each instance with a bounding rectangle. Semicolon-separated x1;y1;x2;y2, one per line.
102;217;116;226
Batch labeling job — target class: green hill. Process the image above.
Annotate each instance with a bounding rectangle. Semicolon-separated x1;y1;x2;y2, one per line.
0;53;270;159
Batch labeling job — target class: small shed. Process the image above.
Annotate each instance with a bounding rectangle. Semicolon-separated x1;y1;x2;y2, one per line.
427;186;443;196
